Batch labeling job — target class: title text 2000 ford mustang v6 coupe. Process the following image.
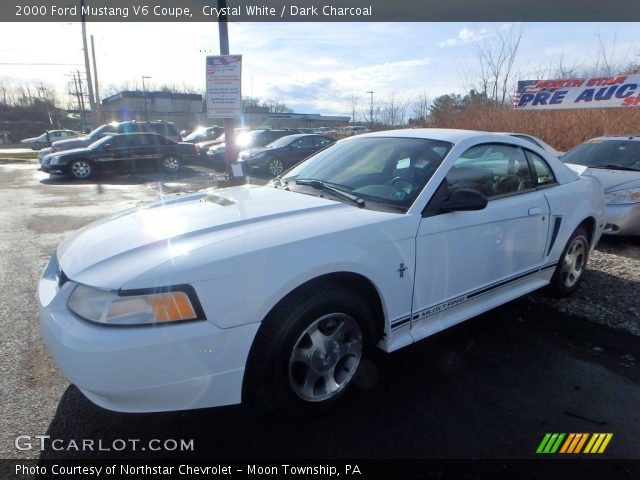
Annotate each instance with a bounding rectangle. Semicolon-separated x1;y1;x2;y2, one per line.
38;129;605;416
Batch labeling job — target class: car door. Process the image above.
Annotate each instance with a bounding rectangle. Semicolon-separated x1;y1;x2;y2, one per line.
129;134;162;172
411;143;551;340
287;136;317;166
91;135;125;171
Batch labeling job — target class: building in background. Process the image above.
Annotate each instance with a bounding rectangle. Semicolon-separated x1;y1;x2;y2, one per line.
101;90;349;131
101;91;203;130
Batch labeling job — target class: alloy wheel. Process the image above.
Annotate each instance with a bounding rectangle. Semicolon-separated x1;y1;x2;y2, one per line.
288;313;363;402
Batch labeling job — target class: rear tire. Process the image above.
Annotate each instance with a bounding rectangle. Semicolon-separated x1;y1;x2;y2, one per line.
244;285;374;417
547;225;590;297
162;155;180;173
69;159;93;180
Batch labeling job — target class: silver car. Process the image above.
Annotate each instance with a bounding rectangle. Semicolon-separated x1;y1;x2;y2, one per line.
562;136;640;235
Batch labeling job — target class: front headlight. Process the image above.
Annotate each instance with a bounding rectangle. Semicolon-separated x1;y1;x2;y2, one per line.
604;188;640;205
49;156;60;165
251;152;266;160
67;284;203;326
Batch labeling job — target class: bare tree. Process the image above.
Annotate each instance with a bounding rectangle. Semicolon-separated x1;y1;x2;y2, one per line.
469;23;524;106
346;94;360;124
412;90;430;125
264;98;293;113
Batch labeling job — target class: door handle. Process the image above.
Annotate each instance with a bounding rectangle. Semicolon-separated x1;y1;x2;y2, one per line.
528;207;542;216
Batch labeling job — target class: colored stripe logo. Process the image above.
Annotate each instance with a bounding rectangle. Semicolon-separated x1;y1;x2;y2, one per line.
536;433;613;454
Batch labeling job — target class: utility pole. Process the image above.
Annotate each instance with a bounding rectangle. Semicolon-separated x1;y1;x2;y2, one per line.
218;0;238;180
142;76;152;121
367;91;374;130
71;72;86;129
90;34;102;125
80;0;96;128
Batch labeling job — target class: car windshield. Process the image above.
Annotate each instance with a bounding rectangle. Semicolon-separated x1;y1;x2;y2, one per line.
87;135;113;149
183;127;207;142
87;124;116;140
282;137;452;211
266;136;297;148
562;140;640;170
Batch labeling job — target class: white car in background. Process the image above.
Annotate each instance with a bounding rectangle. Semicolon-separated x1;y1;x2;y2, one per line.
562;135;640;236
38;129;605;416
20;129;81;149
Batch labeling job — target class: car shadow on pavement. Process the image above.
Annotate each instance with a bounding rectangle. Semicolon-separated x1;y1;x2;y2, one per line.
37;299;640;460
39;166;211;187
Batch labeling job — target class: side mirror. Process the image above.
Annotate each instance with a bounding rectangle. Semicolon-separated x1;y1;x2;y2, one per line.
437;188;488;213
102;143;111;150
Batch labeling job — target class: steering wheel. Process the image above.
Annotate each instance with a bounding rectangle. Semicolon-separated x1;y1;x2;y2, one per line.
385;176;416;193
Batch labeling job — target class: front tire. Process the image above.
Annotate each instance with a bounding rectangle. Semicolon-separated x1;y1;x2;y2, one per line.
548;225;590;297
69;159;93;180
266;157;285;177
245;285;374;416
162;155;180;173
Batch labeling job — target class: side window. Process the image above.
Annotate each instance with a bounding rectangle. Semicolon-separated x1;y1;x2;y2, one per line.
447;144;534;199
109;136;127;148
293;136;314;148
315;136;333;147
525;150;557;186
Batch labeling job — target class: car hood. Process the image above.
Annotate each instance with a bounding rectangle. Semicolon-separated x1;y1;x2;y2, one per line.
241;146;272;157
585;167;640;192
57;185;352;288
54;147;93;157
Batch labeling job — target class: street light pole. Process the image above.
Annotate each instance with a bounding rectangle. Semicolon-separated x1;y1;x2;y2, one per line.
218;0;238;181
141;75;152;121
367;91;374;130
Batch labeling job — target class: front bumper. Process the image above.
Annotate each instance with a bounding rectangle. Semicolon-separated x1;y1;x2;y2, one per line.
603;203;640;236
38;273;260;413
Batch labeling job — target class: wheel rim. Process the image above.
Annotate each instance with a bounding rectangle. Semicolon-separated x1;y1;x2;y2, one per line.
561;235;588;289
71;161;91;178
288;313;363;402
268;159;284;176
164;157;179;172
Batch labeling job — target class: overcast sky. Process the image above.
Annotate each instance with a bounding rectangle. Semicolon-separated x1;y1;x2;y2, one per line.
1;22;638;117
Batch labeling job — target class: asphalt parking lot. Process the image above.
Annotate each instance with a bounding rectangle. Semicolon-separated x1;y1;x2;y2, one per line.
1;157;639;461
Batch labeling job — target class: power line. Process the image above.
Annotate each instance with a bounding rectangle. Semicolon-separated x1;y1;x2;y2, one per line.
0;62;83;66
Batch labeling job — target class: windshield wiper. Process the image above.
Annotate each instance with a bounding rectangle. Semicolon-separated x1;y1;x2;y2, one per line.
591;164;640;171
294;178;366;208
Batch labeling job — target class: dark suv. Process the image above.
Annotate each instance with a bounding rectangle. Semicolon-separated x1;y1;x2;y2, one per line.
39;121;181;162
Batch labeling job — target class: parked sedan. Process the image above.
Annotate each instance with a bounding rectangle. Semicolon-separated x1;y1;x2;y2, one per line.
237;134;335;176
21;130;81;149
38;129;604;416
562;136;640;235
207;129;301;169
40;132;197;179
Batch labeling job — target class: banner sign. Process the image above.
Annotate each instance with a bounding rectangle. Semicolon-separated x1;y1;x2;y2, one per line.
206;55;242;119
513;75;640;110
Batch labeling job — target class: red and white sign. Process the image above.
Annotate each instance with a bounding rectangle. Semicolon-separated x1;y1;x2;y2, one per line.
514;74;640;110
206;55;242;118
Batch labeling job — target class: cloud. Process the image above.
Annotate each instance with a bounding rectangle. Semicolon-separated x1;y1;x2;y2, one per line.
308;57;338;67
438;27;488;47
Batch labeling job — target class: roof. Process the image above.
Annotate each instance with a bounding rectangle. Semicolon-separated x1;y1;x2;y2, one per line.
102;90;203;104
362;128;493;143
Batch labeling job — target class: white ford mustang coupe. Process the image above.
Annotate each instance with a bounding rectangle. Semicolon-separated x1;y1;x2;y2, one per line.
38;129;605;416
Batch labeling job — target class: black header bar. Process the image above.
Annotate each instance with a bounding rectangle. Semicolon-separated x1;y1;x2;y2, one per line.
5;0;640;22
